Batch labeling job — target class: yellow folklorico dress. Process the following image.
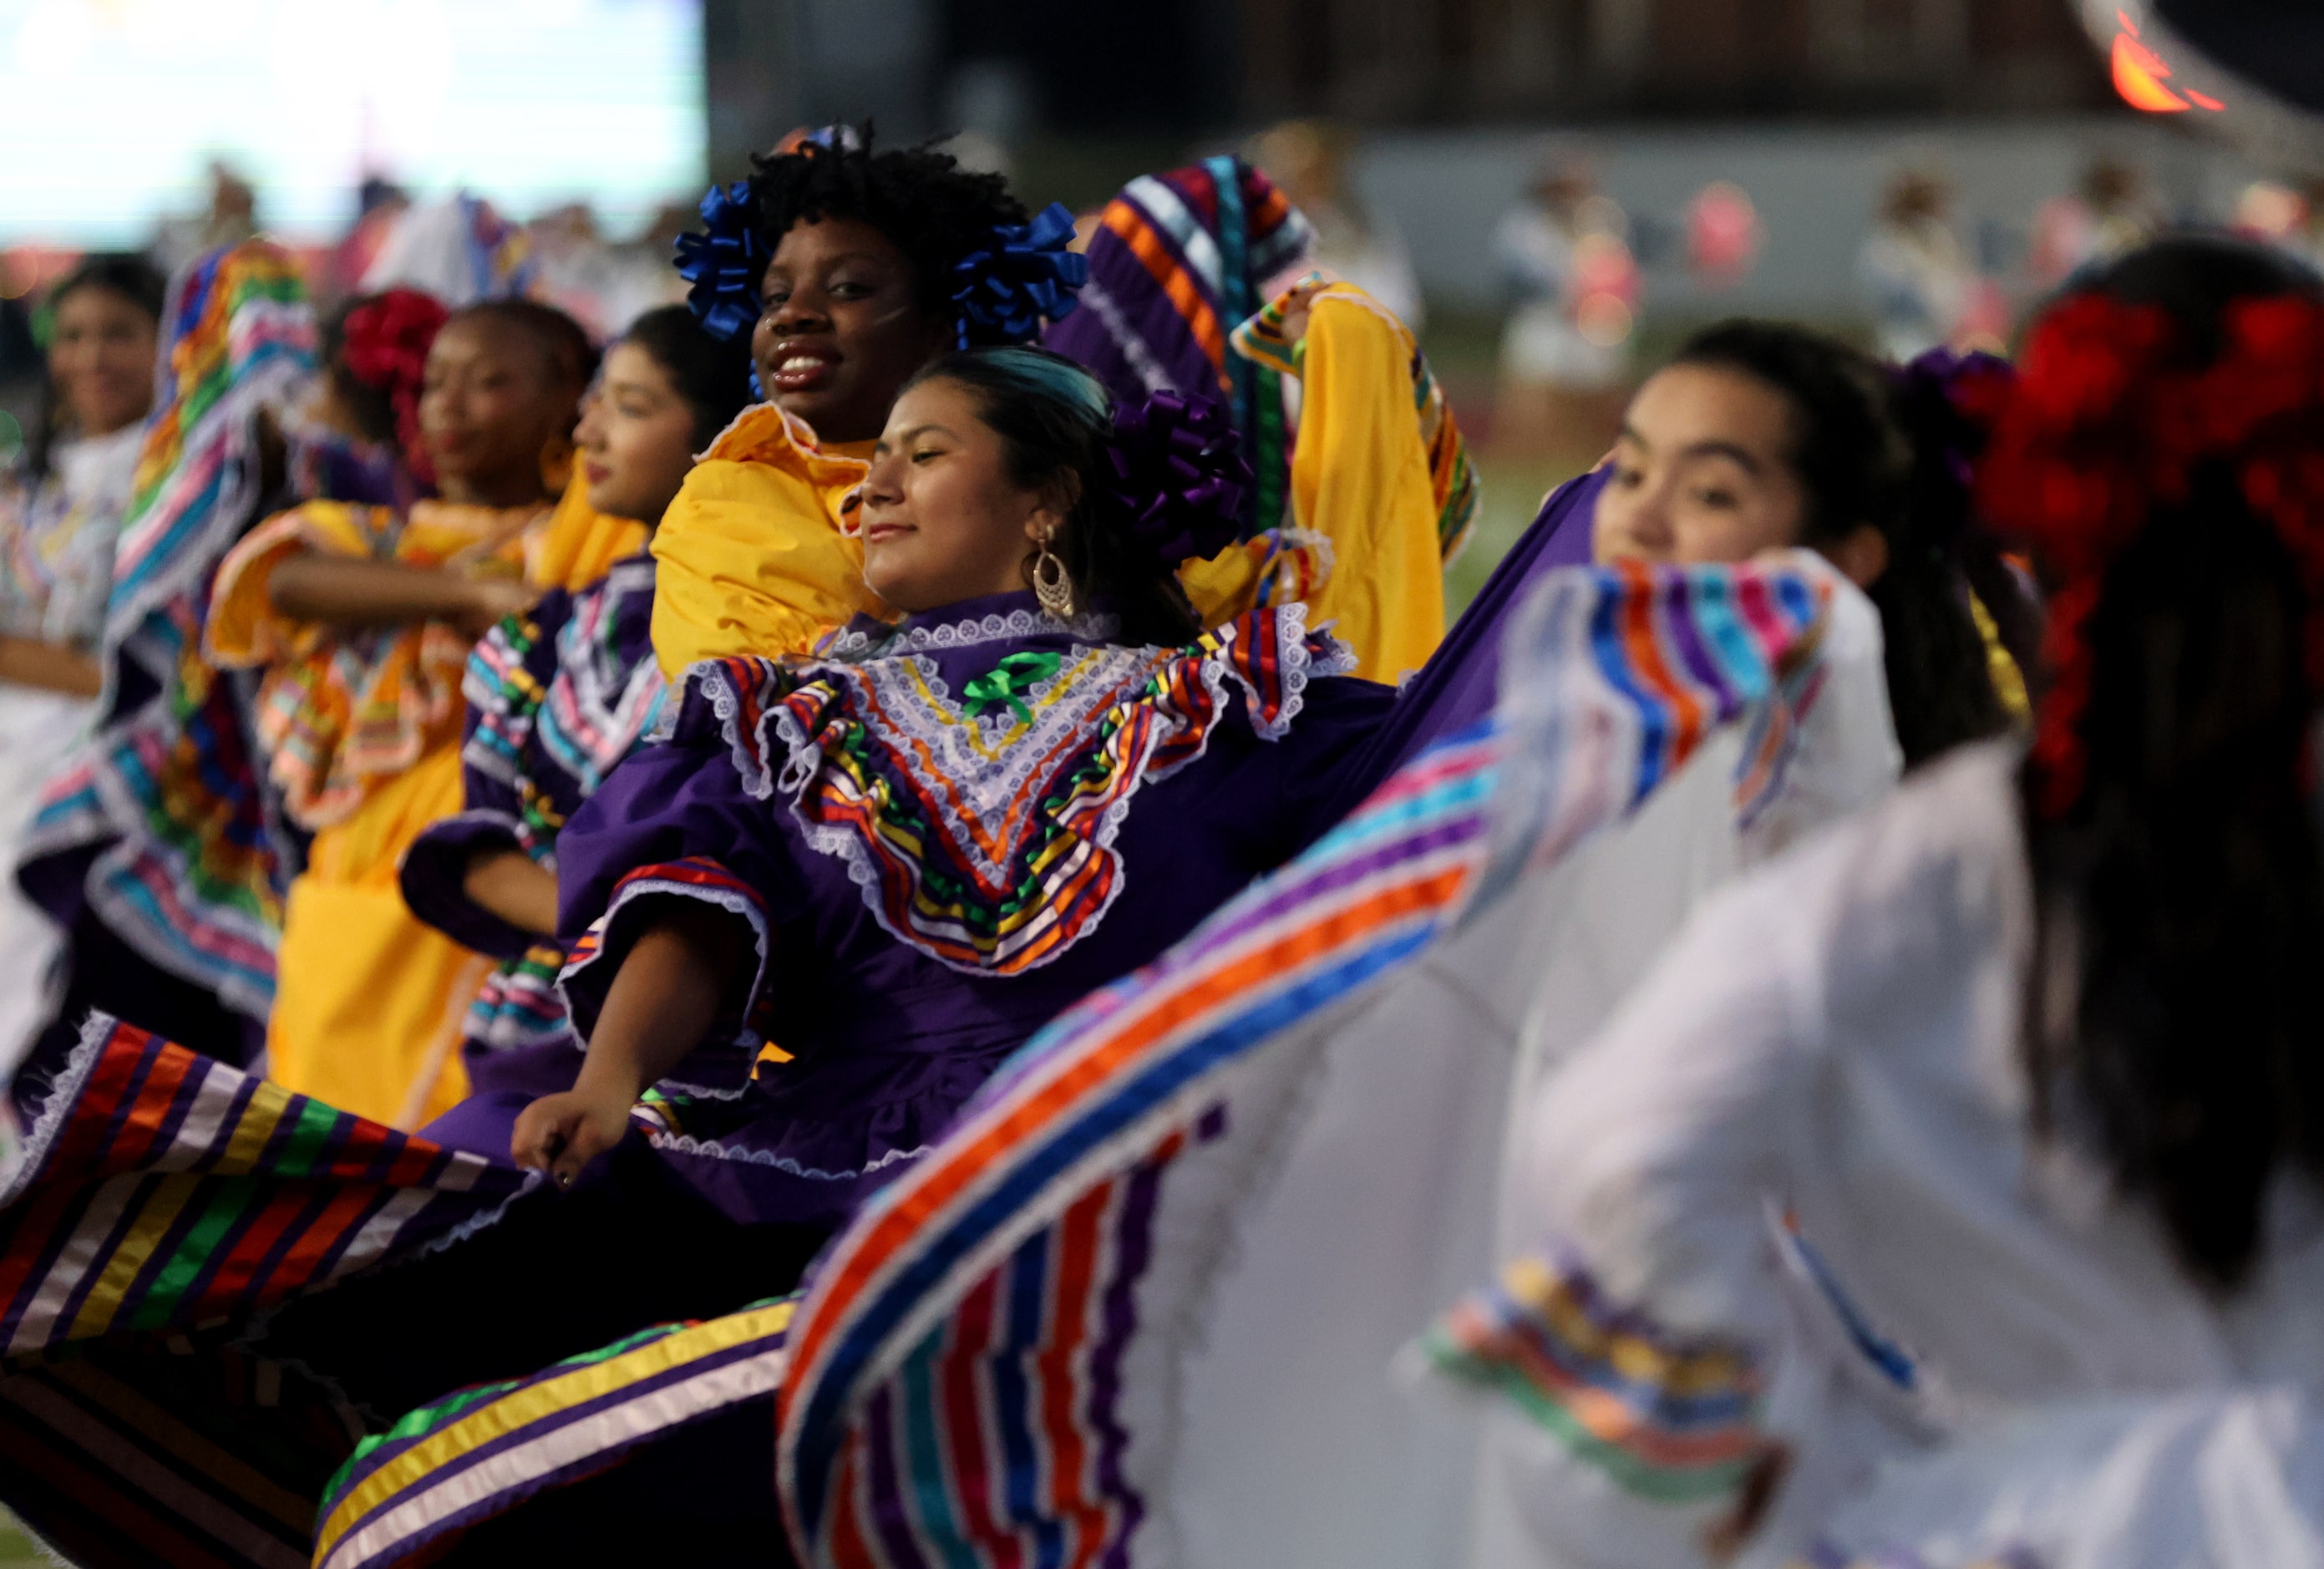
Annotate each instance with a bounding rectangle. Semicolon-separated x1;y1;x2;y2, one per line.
207;481;642;1125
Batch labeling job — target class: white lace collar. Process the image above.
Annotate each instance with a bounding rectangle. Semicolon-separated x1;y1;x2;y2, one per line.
821;598;1122;663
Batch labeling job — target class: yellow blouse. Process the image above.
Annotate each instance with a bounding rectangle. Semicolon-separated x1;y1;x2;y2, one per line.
648;406;882;677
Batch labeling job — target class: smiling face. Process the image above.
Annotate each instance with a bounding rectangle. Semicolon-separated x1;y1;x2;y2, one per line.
48;283;158;439
418;314;579;507
574;341;699;526
749;216;949;447
1592;363;1811;566
857;378;1065;613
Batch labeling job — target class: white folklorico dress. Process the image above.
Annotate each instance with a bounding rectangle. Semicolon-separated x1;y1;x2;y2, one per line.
0;424;143;1076
1433;737;2324;1569
764;551;1905;1567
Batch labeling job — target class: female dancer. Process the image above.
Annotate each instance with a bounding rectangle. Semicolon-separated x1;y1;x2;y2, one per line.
758;325;2028;1567
0;256;162;1069
206;297;631;1127
1439;236;2324;1565
1048;156;1480;683
650;131;1086;675
1594;318;2023;765
398;305;752;1107
0;347;1395;1566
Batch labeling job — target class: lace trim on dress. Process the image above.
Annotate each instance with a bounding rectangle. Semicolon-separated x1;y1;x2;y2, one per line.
819;605;1122;663
662;605;1349;976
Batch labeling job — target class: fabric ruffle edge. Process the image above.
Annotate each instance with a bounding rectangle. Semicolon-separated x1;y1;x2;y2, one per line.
657;605;1352;977
556;856;772;1100
1418;1247;1769;1506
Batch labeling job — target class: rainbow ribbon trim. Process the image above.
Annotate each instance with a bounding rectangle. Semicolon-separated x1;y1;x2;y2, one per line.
667;605;1347;977
313;1296;798;1569
771;558;1839;1563
1422;1253;1765;1503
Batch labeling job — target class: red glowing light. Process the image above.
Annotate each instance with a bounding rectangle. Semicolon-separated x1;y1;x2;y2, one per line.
2110;11;2223;114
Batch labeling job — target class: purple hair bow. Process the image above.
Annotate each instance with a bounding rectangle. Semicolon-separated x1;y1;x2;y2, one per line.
673;179;765;342
951;202;1089;348
1105;391;1253;567
1892;346;2015;491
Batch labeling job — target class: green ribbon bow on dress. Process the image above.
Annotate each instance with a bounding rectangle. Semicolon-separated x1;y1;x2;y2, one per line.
961;650;1063;724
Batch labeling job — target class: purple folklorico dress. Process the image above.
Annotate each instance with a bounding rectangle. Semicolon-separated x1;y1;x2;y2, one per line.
0;490;1604;1565
398;551;666;1106
428;586;1391;1227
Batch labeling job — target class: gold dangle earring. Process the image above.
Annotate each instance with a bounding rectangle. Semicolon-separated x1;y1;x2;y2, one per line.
1032;528;1076;621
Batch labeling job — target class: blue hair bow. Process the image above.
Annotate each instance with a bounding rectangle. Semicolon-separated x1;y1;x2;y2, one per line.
950;202;1089;348
673;179;765;342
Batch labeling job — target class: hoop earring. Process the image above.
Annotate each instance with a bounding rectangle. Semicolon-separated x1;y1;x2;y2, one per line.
1032;532;1076;621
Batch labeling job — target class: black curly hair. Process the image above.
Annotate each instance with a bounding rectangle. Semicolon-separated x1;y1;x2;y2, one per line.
748;129;1028;343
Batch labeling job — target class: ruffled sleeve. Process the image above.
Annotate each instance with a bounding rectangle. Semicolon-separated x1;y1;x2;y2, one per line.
208;500;489;829
1415;748;1960;1561
553;665;809;1097
396;810;534;959
1231;282;1454;686
204;500;388;670
647;406;883;679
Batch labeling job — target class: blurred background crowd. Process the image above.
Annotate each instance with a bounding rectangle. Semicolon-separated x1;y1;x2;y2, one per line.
7;0;2323;606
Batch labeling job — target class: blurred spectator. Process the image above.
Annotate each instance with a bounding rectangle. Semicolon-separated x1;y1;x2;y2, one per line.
2028;155;2159;287
323;177;413;308
360;192;538;307
1250;119;1424;329
527;201;688;340
1491;160;1636;457
151;161;260;275
1859;168;1971;361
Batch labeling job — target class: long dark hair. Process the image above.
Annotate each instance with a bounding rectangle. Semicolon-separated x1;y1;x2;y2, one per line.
1670;320;2013;767
2017;236;2324;1292
622;304;754;449
901;347;1204;647
26;252;166;481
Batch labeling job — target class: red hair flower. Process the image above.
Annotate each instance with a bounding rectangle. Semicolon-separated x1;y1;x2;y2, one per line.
342;287;449;484
1977;288;2324;818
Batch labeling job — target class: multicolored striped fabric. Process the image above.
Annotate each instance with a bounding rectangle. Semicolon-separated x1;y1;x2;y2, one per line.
660;606;1352;977
1045;158;1313;539
773;559;1841;1564
0;1013;530;1567
0;1015;526;1354
1420;1252;1766;1503
1477;558;1829;905
21;241;317;1021
312;1294;797;1569
1231;277;1484;563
